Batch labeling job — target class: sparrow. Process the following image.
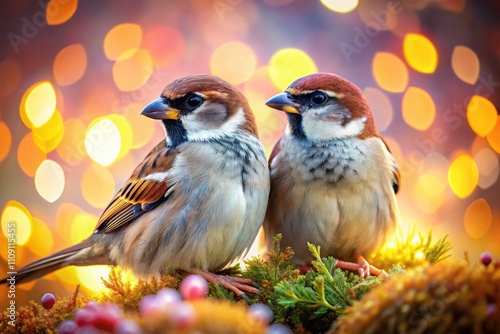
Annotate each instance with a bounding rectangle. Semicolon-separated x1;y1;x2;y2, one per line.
263;73;400;277
1;75;270;296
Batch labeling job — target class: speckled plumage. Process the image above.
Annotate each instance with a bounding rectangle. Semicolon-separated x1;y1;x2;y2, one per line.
1;75;270;289
264;73;400;272
265;135;398;264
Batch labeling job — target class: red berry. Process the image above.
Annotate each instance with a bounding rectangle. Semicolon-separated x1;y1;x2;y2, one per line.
93;303;122;331
180;275;208;300
58;320;78;334
41;293;56;310
75;308;96;326
480;252;493;266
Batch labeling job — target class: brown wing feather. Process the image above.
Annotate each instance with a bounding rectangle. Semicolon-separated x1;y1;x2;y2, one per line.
269;136;284;166
94;141;178;234
377;134;400;195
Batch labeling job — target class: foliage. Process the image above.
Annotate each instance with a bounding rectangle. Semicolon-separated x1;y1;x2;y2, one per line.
0;286;89;334
0;230;457;334
332;260;500;334
368;225;452;270
99;269;179;311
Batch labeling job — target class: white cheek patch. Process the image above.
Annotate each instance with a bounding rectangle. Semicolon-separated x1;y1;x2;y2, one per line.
302;115;366;141
184;106;246;141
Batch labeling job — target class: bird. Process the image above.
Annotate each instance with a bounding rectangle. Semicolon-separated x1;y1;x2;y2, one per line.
263;72;400;277
1;74;270;297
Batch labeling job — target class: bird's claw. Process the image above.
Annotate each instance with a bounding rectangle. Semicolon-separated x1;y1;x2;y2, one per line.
189;270;260;300
334;254;387;278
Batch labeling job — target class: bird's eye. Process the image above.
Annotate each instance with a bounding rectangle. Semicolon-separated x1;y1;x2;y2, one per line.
311;92;328;106
186;95;203;109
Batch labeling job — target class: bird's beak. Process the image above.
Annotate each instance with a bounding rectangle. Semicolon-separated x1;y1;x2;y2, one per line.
141;98;180;120
265;93;301;114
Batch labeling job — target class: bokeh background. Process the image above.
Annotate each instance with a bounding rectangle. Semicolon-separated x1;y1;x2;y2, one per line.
1;0;499;310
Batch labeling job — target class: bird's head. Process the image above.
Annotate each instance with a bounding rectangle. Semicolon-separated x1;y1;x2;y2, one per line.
142;75;258;146
265;73;377;142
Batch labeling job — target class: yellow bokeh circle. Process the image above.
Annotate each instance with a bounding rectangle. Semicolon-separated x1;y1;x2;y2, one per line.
268;48;318;91
210;41;257;85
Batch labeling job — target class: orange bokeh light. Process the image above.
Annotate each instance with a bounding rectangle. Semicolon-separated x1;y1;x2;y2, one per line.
467;95;497;137
104;23;142;61
112;49;153;92
32;109;65;153
17;133;47;177
372;52;408;93
46;0;78;25
452;45;480;85
448;154;479;199
487;116;500;154
20;81;57;129
403;33;438;74
0;121;12;162
53;44;87;86
464;198;492;239
210;41;257;85
402;87;436;131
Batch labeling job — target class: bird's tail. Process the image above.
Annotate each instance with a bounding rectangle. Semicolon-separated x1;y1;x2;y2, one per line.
0;239;96;285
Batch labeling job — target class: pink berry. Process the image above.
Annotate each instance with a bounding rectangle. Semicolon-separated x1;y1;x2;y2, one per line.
58;320;78;334
267;324;293;334
180;275;209;300
79;325;101;334
139;294;159;316
156;288;182;305
41;293;56;310
75;308;96;326
114;319;143;334
84;301;101;312
94;303;122;331
248;303;274;324
480;252;493;266
170;302;196;328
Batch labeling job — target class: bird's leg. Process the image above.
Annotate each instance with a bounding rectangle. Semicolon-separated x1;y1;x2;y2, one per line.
182;269;259;300
353;252;371;277
334;253;388;278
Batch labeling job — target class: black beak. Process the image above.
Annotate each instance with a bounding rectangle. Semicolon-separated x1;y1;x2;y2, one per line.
141;98;180;120
265;93;301;114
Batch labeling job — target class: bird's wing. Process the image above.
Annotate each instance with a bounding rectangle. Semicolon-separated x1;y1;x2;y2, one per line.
268;136;284;167
378;135;400;195
94;140;179;234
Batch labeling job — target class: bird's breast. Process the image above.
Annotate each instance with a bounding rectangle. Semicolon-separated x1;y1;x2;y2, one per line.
267;136;398;263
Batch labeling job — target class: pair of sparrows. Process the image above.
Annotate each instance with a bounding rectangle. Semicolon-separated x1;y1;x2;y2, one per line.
1;73;399;296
